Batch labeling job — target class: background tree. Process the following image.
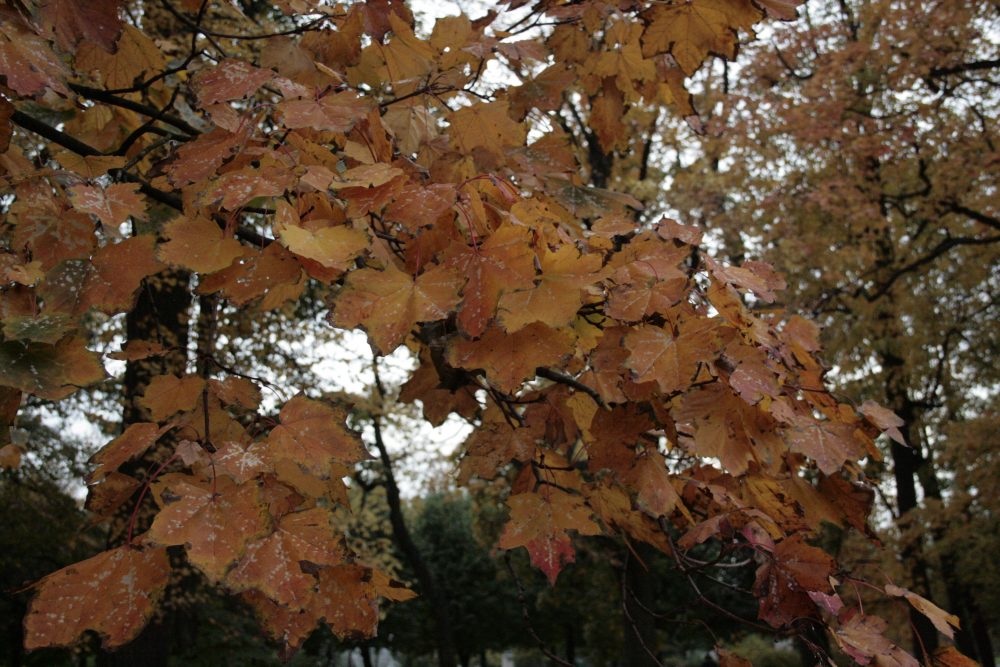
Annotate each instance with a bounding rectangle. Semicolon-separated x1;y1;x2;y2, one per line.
662;0;999;662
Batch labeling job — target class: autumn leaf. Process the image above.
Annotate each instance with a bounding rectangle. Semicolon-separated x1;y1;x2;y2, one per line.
333;264;463;353
442;224;537;337
497;245;605;332
499;486;601;584
158;216;244;274
0;336;106;400
447;322;576;394
785;415;866;475
642;0;762;75
148;476;271;581
267;395;371;474
885;584;960;639
194;59;274;106
24;545;170;650
88;422;161;482
68;183;145;228
139;374;206;421
227;507;347;607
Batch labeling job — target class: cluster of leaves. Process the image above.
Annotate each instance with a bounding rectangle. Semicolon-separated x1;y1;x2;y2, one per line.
0;0;970;662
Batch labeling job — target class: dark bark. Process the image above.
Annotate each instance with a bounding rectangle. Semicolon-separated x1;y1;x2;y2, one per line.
371;353;458;667
100;270;191;667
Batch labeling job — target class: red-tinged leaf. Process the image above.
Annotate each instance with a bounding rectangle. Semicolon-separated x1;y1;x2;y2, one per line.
194;58;274;106
332;264;463;353
885;584;960;639
211;440;270;483
442;224;537;337
785;416;866;475
0;336;106;400
0;25;70;96
752;0;805;20
498;486;601;584
88;422;160;482
164;128;247;187
384;183;456;230
24;545;169;650
621;450;684;518
243;589;319;657
860;400;907;446
227;507;347;607
446;322;576;394
139;374;205;421
148;476;271;581
158;216;245;274
753;535;834;627
37;0;123;53
834;612;919;667
707;257;786;303
81;235;164;315
198;243;304;307
267;395;371;474
278;91;371;132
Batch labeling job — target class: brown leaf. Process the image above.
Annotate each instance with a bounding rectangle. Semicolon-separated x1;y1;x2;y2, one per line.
267;396;370;474
447;322;576;394
24;545;170;650
148;476;271;581
0;336;106;400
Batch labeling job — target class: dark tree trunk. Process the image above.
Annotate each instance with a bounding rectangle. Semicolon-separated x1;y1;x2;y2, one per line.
369;358;458;667
100;271;191;667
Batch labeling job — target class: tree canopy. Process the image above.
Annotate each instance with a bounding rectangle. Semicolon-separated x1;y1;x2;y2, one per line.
0;0;982;665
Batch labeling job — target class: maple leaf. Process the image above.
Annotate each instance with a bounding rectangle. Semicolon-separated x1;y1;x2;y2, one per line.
24;545;170;650
88;422;161;482
158;216;244;274
448;101;527;164
860;400;907;446
497;245;605;332
164;128;248;187
447;322;576;394
227;507;347;607
278;91;371;132
885;584;960;639
267;395;371;474
499;487;601;584
75;25;165;90
0;336;106;400
198;243;304;307
785;415;866;475
139;374;206;421
274;203;370;272
834;612;919;667
194;59;274;106
754;535;834;627
36;0;123;54
642;0;762;76
442;224;537;337
333;264;463;353
149;476;271;581
0;22;70;96
80;235;164;315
